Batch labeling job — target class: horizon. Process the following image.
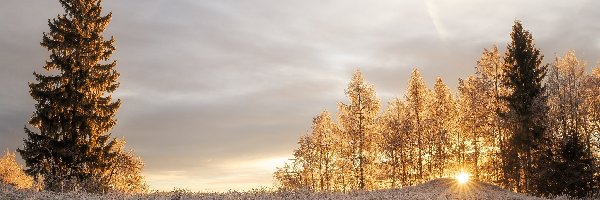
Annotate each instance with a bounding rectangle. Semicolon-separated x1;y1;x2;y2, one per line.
1;0;600;192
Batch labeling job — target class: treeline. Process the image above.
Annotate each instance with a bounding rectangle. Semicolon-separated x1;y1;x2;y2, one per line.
274;21;600;198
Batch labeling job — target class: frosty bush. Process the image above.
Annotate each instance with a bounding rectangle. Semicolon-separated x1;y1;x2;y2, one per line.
104;138;148;194
0;151;34;189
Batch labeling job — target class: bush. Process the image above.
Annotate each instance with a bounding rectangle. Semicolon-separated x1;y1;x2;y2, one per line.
0;151;34;189
105;138;148;194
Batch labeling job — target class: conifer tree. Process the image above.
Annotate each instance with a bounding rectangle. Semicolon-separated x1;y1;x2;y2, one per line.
337;70;380;190
379;98;413;187
429;77;456;178
310;111;339;191
457;76;489;179
553;133;596;198
274;111;342;192
333;118;355;192
295;134;317;189
18;0;132;192
405;69;429;181
475;45;508;185
500;20;548;193
583;65;600;154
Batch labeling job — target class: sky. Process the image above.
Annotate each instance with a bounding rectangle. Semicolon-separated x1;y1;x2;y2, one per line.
1;0;599;192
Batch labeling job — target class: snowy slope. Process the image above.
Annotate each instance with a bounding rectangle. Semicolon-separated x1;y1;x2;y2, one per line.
0;178;562;199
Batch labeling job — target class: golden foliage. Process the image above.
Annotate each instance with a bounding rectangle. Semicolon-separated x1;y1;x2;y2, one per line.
0;151;34;189
105;138;148;193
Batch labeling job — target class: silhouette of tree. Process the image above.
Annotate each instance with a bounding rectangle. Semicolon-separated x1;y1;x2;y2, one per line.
500;20;548;193
19;0;144;193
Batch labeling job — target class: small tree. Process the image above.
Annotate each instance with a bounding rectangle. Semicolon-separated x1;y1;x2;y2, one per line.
554;133;596;198
0;151;34;189
274;111;340;192
274;161;303;191
105;139;147;193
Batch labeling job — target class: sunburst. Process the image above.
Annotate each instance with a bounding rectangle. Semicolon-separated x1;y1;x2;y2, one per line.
455;171;470;184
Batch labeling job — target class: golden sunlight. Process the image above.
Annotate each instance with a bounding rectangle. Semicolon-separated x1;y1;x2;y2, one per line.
455;171;470;184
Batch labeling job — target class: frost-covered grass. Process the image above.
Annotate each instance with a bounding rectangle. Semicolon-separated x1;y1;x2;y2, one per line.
0;178;580;199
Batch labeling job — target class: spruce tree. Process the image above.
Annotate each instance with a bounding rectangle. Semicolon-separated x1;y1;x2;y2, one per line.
18;0;121;192
500;20;548;193
554;133;596;198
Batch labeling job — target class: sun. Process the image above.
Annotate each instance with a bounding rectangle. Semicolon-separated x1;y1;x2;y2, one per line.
455;171;470;184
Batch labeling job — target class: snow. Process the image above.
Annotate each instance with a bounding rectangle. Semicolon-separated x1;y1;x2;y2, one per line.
0;178;570;199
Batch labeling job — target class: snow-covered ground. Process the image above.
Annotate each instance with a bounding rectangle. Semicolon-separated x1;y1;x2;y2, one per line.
0;178;570;199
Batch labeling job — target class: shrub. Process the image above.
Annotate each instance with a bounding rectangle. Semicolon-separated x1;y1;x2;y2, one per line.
0;151;34;189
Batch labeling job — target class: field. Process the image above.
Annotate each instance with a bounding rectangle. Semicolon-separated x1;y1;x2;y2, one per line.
1;178;570;200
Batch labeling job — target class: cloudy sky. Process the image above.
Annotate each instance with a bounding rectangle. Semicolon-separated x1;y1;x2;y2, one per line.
1;0;599;192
